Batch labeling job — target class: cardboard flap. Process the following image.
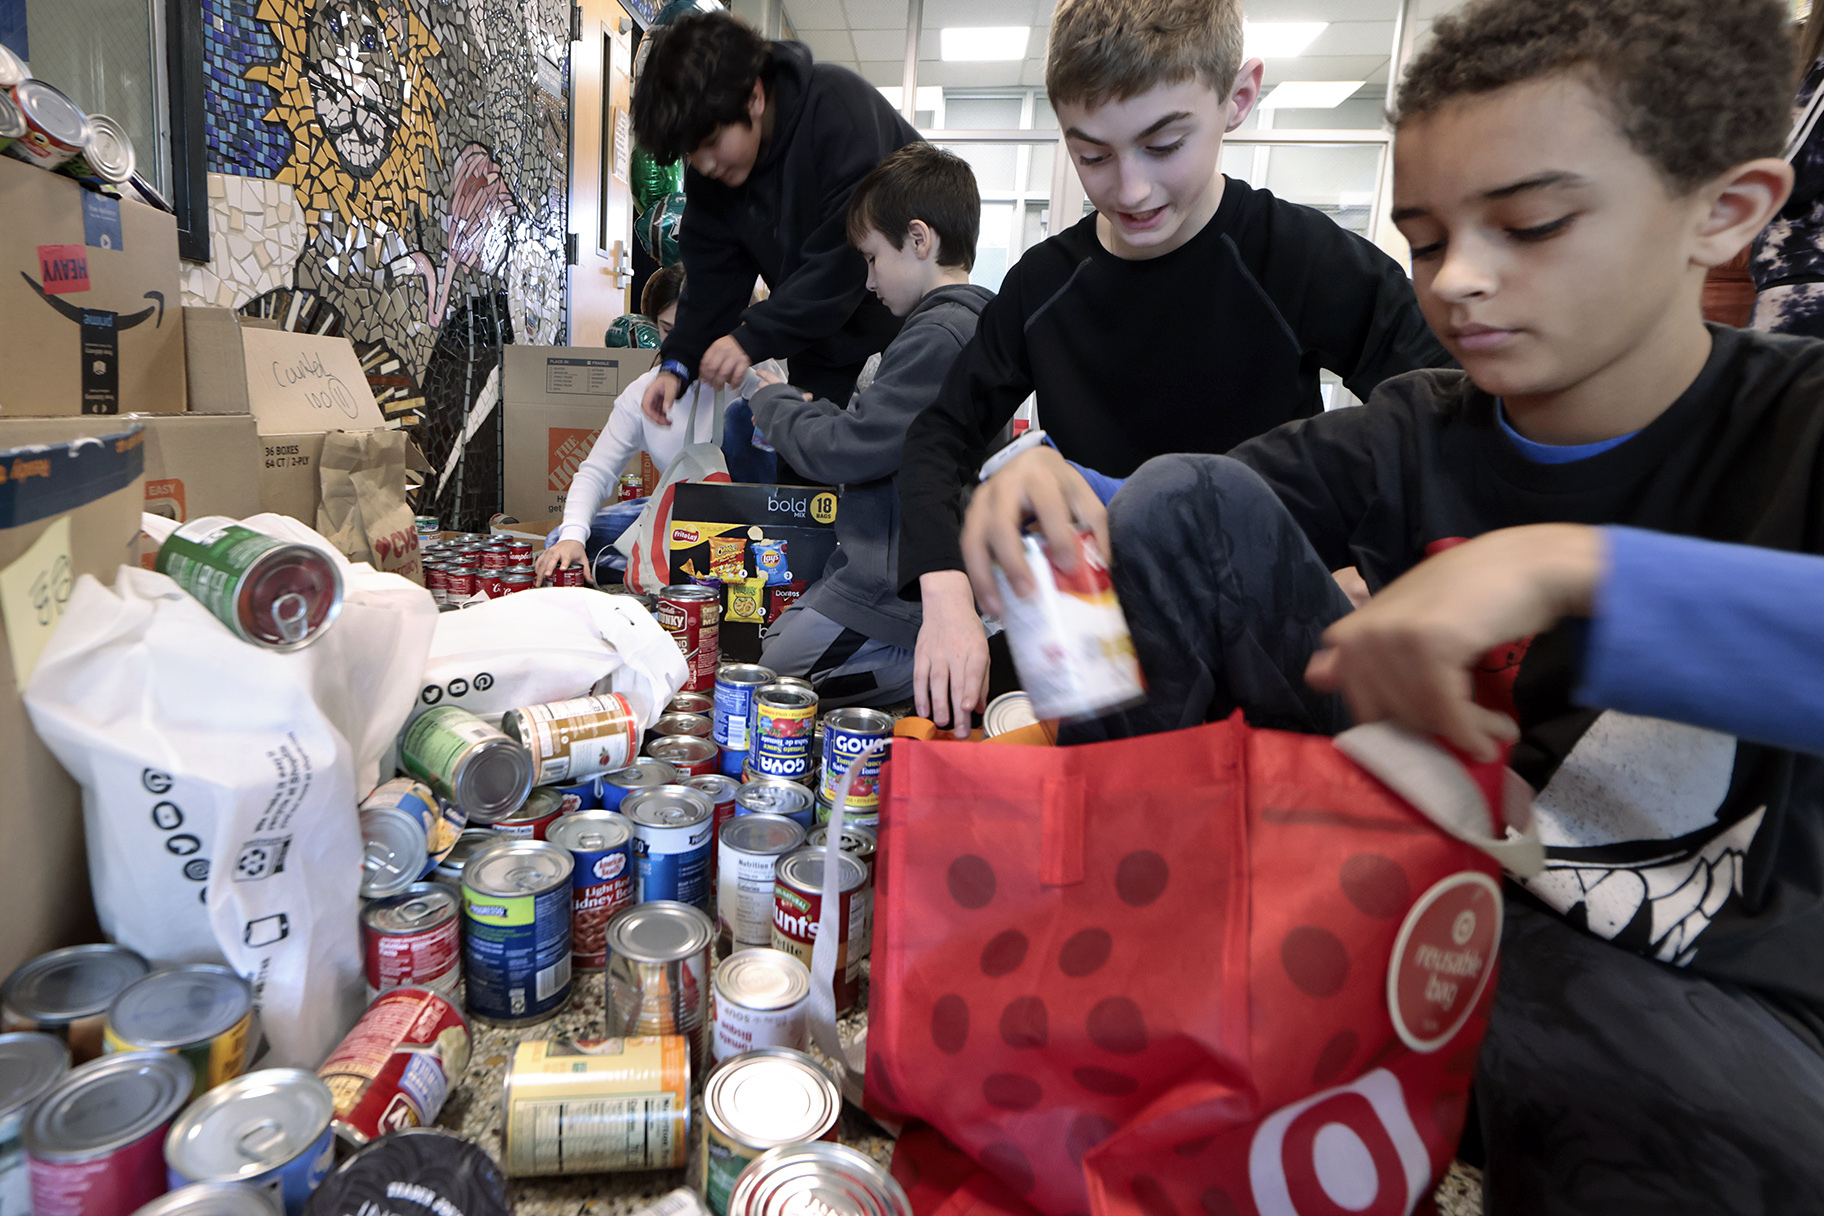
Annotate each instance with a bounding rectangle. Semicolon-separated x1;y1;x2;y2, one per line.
242;329;387;436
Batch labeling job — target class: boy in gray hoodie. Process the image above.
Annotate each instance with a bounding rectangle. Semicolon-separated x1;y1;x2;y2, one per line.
749;145;991;707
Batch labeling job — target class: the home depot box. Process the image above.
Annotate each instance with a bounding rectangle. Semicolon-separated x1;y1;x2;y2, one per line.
501;346;657;525
0;157;186;417
11;413;263;523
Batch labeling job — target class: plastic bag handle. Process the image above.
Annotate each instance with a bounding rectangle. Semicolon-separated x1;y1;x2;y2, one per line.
807;735;886;1106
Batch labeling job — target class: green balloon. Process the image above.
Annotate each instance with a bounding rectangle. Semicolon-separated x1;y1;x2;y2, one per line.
631;146;683;215
605;314;664;349
636;192;687;267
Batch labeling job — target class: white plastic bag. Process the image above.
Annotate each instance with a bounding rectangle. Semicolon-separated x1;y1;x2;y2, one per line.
24;514;436;1067
615;389;730;593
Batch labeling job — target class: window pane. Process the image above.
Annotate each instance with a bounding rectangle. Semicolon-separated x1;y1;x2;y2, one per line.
1025;139;1054;194
941;94;1023;131
1033;95;1057;130
1220;143;1381;236
974;201;1015;293
25;0;164;195
940;141;1018;194
1021;200;1050;254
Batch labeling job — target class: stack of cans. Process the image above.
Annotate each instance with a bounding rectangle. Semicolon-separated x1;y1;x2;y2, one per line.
2;46;137;187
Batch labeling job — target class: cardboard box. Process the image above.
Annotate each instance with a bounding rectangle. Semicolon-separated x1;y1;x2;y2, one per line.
500;345;657;405
242;329;387;437
0;420;146;975
498;347;659;528
182;306;254;415
0;157;186;417
11;413;263;525
258;431;329;522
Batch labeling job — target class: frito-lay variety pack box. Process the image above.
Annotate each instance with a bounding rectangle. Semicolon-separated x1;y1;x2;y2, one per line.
0;157;186;417
499;346;658;526
668;481;839;662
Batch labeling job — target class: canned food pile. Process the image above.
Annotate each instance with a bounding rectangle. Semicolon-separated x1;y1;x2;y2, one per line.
0;42;164;208
420;533;550;604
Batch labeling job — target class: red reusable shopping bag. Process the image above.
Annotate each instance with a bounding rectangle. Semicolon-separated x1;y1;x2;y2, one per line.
864;714;1539;1216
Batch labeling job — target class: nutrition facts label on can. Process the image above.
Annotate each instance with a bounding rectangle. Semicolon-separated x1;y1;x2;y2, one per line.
511;1093;679;1173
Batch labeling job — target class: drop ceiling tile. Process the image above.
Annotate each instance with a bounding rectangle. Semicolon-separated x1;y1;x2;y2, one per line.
852;27;908;58
784;0;851;27
798;28;858;58
844;0;909;30
1305;20;1396;57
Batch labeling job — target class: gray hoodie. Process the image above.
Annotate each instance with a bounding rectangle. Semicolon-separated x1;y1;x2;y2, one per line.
749;282;994;650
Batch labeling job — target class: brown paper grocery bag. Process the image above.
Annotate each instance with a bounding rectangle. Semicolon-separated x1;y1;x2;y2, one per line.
317;430;424;584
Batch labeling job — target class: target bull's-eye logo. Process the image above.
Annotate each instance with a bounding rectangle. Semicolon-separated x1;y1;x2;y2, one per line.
1249;1069;1430;1216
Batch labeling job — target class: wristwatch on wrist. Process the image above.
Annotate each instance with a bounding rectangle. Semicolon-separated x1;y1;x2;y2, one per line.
658;359;692;392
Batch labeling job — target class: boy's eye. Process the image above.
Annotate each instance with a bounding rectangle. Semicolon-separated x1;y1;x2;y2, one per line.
1507;214;1576;242
1074;151;1109;167
1145;138;1187;157
1407;240;1445;261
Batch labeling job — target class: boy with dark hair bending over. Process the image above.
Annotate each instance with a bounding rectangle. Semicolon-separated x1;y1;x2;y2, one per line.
965;0;1824;1209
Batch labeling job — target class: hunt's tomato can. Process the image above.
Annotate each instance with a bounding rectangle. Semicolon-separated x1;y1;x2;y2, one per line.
771;849;869;1014
316;987;471;1146
656;586;721;692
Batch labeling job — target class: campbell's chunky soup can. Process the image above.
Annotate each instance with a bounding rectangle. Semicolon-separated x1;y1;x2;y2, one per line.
656;586;720;692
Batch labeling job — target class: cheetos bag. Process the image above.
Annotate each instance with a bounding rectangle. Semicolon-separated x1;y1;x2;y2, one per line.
865;714;1541;1216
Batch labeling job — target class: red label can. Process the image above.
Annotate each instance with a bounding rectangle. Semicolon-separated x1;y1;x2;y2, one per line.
656;586;721;693
502;565;536;595
28;1134;166;1216
488;788;566;840
445;568;477;600
480;546;512;570
551;565;586;588
507;540;535;563
771;848;869;1014
423;563;450;604
479;571;506;599
361;883;460;1000
448;549;479;569
317;987;471;1145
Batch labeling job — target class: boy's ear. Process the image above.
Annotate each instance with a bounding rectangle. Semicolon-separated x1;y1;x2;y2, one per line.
1227;58;1265;133
908;219;936;261
748;78;766;123
1691;158;1794;269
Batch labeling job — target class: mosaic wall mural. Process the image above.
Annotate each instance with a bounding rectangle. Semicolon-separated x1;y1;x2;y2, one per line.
184;0;572;527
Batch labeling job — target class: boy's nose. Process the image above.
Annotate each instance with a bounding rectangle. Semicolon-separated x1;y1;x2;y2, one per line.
1430;243;1497;302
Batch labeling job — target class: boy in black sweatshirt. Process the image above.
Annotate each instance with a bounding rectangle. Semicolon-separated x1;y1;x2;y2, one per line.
965;0;1824;1209
630;11;917;447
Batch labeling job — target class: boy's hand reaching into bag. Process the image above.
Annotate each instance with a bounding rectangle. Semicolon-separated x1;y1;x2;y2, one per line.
962;445;1108;616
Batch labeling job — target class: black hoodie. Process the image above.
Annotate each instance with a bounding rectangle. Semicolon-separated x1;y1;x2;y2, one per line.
660;42;919;379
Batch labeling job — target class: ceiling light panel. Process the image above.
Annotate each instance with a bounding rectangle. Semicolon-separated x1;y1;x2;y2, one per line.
1258;80;1364;109
940;26;1032;61
1243;21;1328;59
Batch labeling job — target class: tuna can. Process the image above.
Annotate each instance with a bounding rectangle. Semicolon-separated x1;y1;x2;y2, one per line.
737;777;815;830
499;1037;690;1176
655;711;712;740
487;786;567;841
709;952;810;1066
713;664;776;777
316;988;471;1146
501;693;641;786
104;966;253;1100
306;1128;506;1216
4;80;89;171
360;779;465;869
751;685;817;781
401;706;535;824
702;1048;838;1216
553;777;602;812
982;690;1040;737
717;815;805;953
462;839;574;1026
726;1142;912;1216
992;528;1147;720
25;1051;193;1216
604;903;714;1071
361;883;460;1000
0;92;24;156
601;757;678;811
3;945;149;1064
647;734;719;777
806;825;878;886
682;772;741;881
163;1069;334;1215
430;828;499;892
132;1182;279;1215
0;1032;70;1216
623;786;715;908
670;691;714;716
817;708;894;816
550;565;586;588
547;810;637;972
656;585;721;692
59;113;134;184
155;517;344;650
771;850;869;1015
358;807;428;899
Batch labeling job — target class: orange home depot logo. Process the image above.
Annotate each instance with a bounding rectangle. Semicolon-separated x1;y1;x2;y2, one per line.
549;427;603;491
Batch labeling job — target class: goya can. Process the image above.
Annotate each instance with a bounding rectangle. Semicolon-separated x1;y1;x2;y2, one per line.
360;779;465;868
163;1069;334;1216
487;786;566;840
713;664;775;776
604;903;714;1071
669;692;713;716
25;1051;193;1216
3;945;149;1064
361;883;460;1000
501;693;640;786
992;528;1147;721
727;1142;912;1216
401;707;535;824
462;839;574;1026
818;708;894;816
0;1033;69;1216
155;516;344;650
601;758;678;812
60;112;134;184
429;828;499;892
131;1182;278;1215
647;734;719;777
771;850;870;1015
4;80;88;171
104;966;252;1100
750;684;817;781
717;815;805;952
358;807;428;899
546;810;637;972
316;988;470;1146
656;586;721;693
499;1037;690;1176
736;777;815;830
683;773;741;880
703;1049;839;1216
710;952;810;1066
622;786;715;908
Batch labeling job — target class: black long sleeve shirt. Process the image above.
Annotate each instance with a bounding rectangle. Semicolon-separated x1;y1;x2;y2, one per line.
895;178;1451;595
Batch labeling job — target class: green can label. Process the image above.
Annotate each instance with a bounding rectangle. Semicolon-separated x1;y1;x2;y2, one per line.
155;516;284;639
403;707;497;794
703;1127;755;1216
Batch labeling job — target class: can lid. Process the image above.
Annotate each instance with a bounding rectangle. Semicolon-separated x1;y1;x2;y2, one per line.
500;786;564;824
805;825;878;859
622;785;713;829
658;585;718;602
719;814;805;857
0;1032;69;1122
463;838;573;897
777;849;868;896
310;1128;508;1216
715;664;777;686
605;901;714;963
725;1142;912;1216
668;692;714;713
714;950;811;1012
360;807;430;899
436;828;501;876
756;684;819;711
362;883;459;936
2;943;149;1023
13;80;89;146
736;779;814;819
603;757;680;790
165;1068;332;1181
452;735;535;822
683;773;740;802
983;691;1040;738
770;676;816;693
547;809;635;853
80;113;136;182
129;1182;280;1216
705;1049;838;1149
648;735;718;764
23;1051;194;1159
108;965;254;1048
654;712;711;737
822;707;895;735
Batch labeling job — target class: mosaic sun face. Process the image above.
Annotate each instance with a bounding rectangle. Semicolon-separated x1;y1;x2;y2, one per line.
308;0;402;177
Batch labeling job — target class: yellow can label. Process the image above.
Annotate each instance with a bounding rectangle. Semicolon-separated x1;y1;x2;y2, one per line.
503;1036;690;1176
104;1012;250;1099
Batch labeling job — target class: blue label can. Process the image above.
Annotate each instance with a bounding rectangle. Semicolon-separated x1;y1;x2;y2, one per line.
622;786;714;909
751;683;817;781
163;1068;337;1215
601;757;679;811
735;776;816;829
461;839;575;1026
554;777;601;812
714;663;776;777
819;707;895;812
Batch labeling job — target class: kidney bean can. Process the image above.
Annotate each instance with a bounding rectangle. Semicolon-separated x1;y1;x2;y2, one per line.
702;1048;837;1216
656;586;720;692
362;883;460;1001
709;951;810;1066
162;1069;334;1215
750;685;817;781
623;787;715;908
546;811;637;972
3;945;148;1065
817;709;893;813
104;966;252;1101
501;693;640;786
316;987;471;1146
771;850;869;1015
25;1051;193;1216
713;665;775;777
462;840;574;1027
499;1037;690;1176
